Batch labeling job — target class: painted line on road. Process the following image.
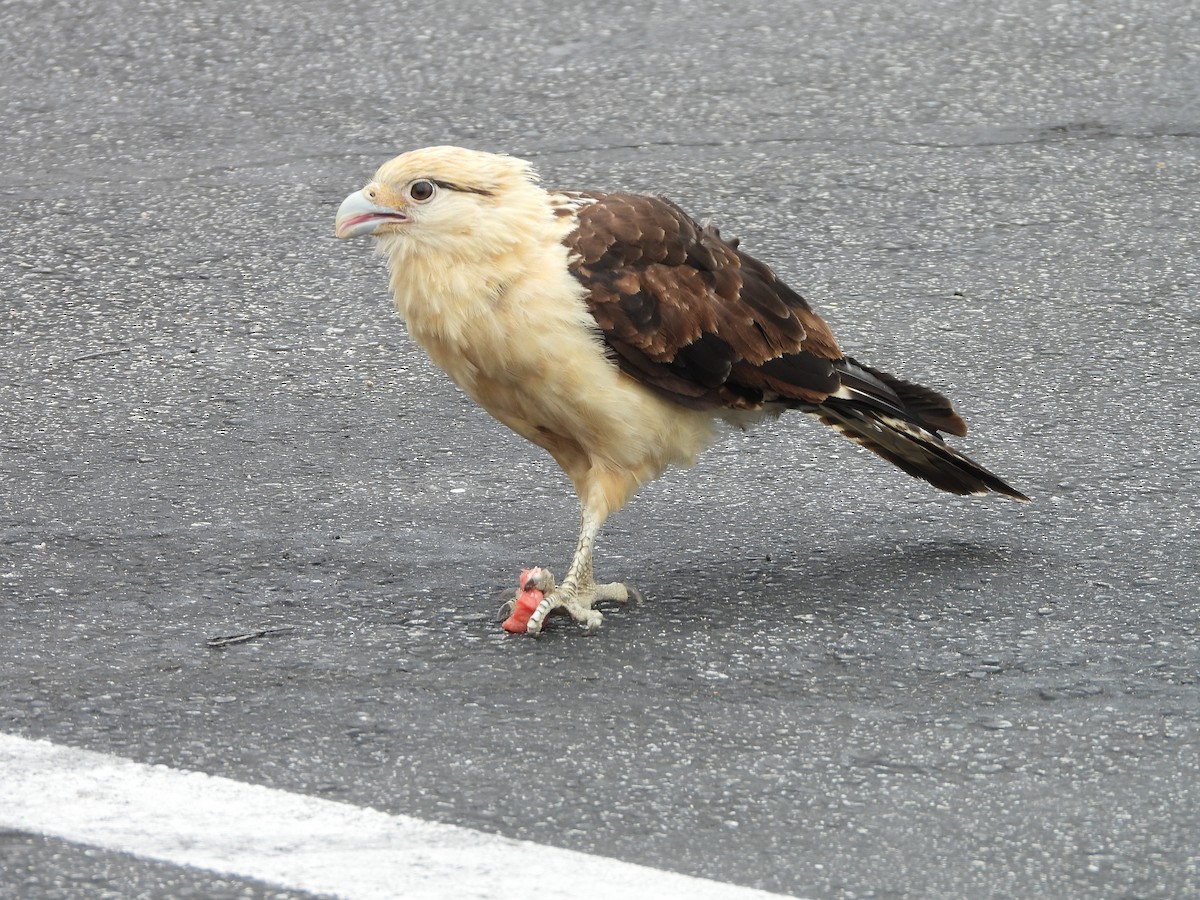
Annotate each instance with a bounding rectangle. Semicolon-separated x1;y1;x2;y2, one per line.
0;733;796;900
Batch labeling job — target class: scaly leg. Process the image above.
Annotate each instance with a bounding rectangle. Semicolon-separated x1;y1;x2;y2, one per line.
524;508;631;634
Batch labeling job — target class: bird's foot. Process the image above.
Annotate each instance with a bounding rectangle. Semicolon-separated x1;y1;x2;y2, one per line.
498;568;636;635
530;577;629;634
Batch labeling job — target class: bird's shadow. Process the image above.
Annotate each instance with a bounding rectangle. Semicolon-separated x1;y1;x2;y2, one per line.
643;536;1035;624
808;537;1026;590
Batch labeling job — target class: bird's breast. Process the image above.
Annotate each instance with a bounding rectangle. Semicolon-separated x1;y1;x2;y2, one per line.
389;243;717;474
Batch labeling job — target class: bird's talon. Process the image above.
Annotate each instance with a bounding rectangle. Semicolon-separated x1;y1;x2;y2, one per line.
526;568;556;593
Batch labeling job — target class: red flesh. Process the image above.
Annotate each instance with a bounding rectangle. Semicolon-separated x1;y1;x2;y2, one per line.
502;568;545;633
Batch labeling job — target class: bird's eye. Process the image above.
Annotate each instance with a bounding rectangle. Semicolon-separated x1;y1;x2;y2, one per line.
407;180;436;202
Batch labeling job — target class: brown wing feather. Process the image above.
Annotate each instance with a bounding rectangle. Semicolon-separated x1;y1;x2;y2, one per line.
565;192;842;410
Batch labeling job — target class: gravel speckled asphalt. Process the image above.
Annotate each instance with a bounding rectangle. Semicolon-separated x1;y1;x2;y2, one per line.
2;1;1198;897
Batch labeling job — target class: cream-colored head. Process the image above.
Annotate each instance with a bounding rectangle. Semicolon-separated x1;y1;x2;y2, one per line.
334;146;544;262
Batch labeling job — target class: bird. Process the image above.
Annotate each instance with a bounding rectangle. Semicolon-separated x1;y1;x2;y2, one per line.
334;146;1027;634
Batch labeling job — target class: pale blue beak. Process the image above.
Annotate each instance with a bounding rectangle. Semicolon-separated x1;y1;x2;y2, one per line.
334;189;409;239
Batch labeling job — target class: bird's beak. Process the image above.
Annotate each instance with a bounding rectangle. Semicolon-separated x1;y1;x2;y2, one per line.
334;189;409;239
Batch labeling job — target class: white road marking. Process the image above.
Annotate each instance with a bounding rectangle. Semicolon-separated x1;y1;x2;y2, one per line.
0;733;797;900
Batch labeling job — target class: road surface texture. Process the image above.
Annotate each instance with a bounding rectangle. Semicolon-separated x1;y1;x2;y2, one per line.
2;0;1198;897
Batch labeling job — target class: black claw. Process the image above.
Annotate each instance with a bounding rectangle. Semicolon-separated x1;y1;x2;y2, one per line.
493;587;519;621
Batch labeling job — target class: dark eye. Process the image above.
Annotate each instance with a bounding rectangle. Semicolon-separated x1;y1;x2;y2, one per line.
408;180;436;202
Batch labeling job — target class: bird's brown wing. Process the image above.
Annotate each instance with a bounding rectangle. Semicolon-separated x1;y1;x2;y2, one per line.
564;191;844;411
561;191;1025;498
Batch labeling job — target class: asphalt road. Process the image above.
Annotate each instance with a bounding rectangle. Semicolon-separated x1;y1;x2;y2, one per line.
3;0;1199;897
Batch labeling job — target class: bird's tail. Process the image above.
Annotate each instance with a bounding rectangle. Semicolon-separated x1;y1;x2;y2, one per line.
809;357;1029;501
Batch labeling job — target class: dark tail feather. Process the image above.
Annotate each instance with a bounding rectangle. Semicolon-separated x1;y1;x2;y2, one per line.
810;359;1030;501
842;356;969;437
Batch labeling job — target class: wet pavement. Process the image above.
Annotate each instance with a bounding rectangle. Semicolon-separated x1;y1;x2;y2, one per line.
2;0;1198;897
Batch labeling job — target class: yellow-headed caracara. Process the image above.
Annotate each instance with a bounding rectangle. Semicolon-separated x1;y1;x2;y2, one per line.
335;146;1027;634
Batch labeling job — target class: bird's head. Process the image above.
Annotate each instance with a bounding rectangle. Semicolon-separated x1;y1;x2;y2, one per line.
335;146;543;260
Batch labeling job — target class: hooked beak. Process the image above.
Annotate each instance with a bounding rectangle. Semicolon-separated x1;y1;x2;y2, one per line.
334;189;409;239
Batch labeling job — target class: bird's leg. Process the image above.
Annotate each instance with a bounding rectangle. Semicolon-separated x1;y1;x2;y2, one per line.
525;508;631;634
